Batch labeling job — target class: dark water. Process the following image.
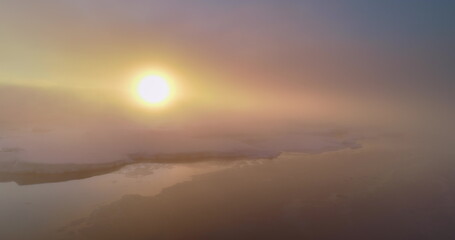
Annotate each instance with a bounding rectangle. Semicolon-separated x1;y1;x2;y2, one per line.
2;137;455;240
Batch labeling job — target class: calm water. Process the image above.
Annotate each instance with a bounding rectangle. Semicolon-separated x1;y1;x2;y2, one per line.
0;160;255;240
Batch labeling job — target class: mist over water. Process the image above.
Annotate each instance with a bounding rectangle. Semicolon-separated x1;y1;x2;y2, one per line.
0;1;454;239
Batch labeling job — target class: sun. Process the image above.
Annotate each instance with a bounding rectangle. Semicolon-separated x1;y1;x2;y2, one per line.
137;75;171;105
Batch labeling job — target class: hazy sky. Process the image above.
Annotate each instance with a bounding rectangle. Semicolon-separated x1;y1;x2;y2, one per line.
0;0;453;131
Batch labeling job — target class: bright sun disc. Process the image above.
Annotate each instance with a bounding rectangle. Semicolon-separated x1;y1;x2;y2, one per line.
137;75;171;104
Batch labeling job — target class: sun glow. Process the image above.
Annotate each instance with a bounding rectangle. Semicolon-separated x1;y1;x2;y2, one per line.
137;75;171;105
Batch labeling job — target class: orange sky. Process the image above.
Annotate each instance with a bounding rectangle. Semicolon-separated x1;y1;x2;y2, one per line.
0;1;453;135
